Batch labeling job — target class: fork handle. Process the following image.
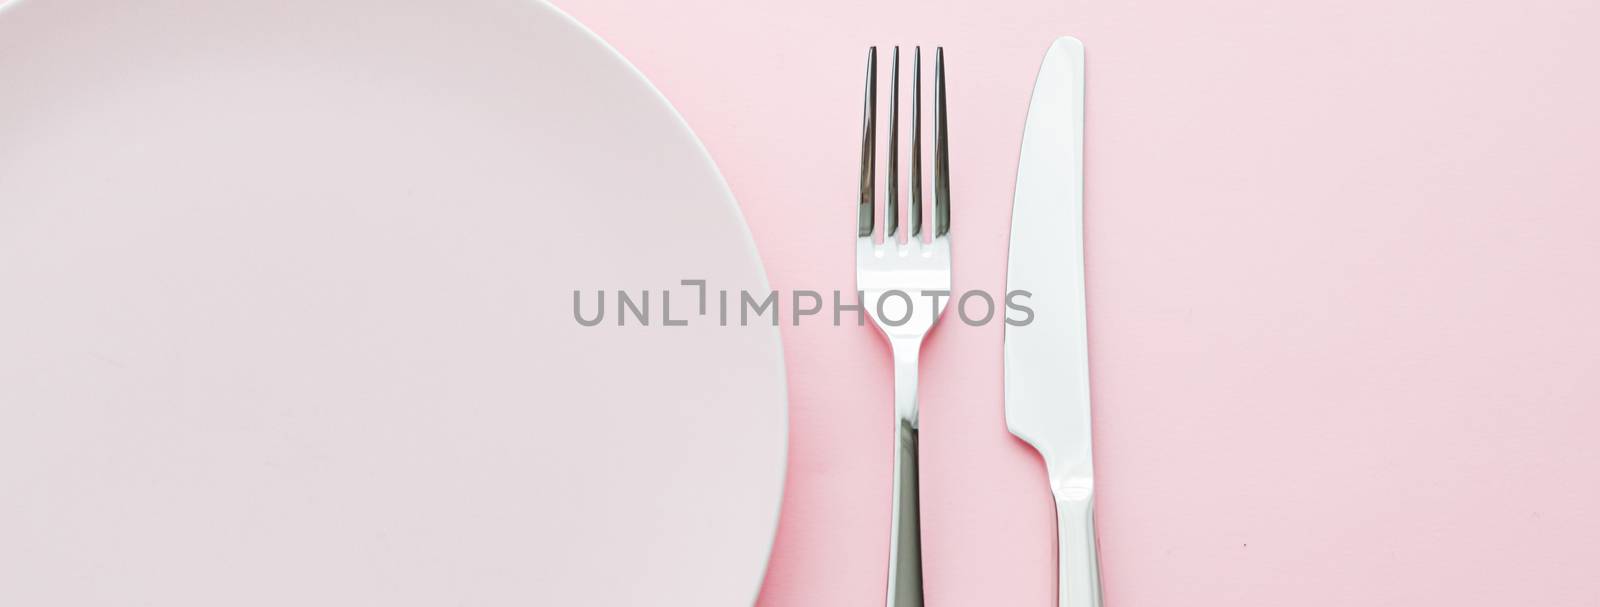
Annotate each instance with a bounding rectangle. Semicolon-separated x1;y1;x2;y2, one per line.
1053;489;1103;607
886;342;924;606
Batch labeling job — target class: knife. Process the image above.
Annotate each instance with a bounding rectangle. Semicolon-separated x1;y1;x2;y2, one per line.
1004;37;1100;607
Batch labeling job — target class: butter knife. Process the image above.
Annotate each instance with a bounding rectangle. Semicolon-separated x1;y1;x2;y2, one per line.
1003;37;1101;607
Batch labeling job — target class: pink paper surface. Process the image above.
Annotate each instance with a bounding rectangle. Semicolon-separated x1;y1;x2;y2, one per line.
551;0;1600;604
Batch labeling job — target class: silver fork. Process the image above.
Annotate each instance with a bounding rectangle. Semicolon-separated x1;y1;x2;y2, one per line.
856;45;952;607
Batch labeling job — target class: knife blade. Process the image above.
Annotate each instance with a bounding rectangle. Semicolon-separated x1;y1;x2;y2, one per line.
1003;37;1100;607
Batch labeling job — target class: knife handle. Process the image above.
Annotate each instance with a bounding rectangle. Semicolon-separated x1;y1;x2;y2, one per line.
1054;488;1103;607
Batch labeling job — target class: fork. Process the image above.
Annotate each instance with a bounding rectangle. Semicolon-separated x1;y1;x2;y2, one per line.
856;45;952;607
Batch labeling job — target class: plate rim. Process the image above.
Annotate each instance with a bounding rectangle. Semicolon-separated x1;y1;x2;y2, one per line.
534;2;790;594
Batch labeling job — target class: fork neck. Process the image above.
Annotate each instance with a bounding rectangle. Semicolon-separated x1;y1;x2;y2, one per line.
891;339;922;427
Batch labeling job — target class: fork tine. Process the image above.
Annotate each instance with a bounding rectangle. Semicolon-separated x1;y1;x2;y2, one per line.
858;47;877;238
933;47;951;238
885;47;900;240
910;46;923;239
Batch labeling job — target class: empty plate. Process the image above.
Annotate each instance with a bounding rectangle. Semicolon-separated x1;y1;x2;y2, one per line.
0;0;787;604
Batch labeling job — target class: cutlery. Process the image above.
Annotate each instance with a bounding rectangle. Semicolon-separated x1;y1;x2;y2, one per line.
856;45;953;607
1004;38;1101;607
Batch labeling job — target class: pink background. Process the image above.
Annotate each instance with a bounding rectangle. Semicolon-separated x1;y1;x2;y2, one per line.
553;0;1600;605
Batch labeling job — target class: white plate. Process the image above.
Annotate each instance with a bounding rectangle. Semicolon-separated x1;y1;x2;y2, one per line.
0;0;786;604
